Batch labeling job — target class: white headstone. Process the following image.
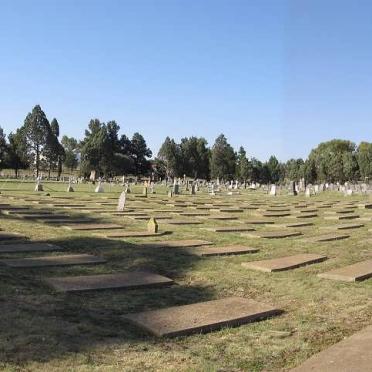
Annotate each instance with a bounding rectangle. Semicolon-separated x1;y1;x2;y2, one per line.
117;191;126;211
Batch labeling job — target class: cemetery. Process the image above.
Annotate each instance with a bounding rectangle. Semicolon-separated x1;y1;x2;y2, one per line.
0;178;371;371
2;1;372;370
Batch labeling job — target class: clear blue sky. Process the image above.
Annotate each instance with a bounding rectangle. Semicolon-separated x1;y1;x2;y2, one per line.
1;0;372;161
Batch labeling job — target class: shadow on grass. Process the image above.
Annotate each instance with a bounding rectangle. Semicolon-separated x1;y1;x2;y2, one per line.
0;235;217;365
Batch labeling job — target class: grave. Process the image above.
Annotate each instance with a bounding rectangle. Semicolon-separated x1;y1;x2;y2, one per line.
0;243;61;253
325;215;360;220
326;223;364;230
0;254;106;268
318;259;372;282
147;218;158;233
162;220;203;225
241;254;327;272
291;325;372;372
64;223;123;230
202;227;255;233
242;231;302;239
305;234;350;242
0;232;26;241
140;240;213;248
123;296;282;337
187;245;259;257
45;271;173;292
103;231;167;238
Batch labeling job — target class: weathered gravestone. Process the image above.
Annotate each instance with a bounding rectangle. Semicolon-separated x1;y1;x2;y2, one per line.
117;191;126;212
123;296;282;337
241;253;327;272
95;181;104;193
147;217;159;233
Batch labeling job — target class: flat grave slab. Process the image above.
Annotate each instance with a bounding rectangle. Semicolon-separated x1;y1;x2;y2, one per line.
140;240;213;248
291;325;372;372
202;226;255;233
188;245;259;257
161;220;203;225
305;234;350;242
325;223;364;230
241;254;327;272
64;223;123;230
19;214;68;220
123;296;282;337
243;220;275;225
242;231;302;239
204;215;239;221
325;215;360;220
318;259;372;282
292;213;318;219
0;254;106;268
0;232;26;241
45;271;173;292
103;231;168;238
261;212;292;217
40;218;93;225
0;243;61;253
285;222;314;228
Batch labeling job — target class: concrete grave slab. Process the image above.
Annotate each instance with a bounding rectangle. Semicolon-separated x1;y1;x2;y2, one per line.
123;296;282;337
202;227;255;233
141;240;213;248
0;254;106;268
102;231;168;238
241;254;327;272
188;245;259;257
64;223;123;230
318;259;372;282
291;325;372;372
45;271;173;292
305;234;350;242
242;231;302;239
0;232;26;241
325;215;360;220
0;243;61;253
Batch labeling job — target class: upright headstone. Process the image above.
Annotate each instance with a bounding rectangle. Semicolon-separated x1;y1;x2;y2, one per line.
95;180;104;193
117;191;126;212
35;178;43;192
143;186;148;197
269;184;277;196
305;187;311;197
67;180;74;192
147;218;158;233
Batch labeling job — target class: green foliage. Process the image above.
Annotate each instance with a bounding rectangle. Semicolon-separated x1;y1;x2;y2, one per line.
236;146;252;181
308;139;358;182
130;132;152;175
158;137;182;178
179;137;210;179
210;134;236;180
21;105;51;176
357;142;372;180
61;135;79;172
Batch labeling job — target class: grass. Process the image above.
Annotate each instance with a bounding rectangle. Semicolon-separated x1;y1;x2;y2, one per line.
0;180;371;371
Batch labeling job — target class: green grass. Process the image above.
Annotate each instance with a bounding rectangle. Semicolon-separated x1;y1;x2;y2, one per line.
0;180;371;371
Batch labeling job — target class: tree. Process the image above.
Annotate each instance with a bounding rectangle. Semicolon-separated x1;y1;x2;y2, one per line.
179;137;210;179
61;135;79;173
158;137;181;178
43;118;65;178
343;152;359;181
357;142;372;181
6;129;29;177
210;134;236;179
236;146;252;182
21;105;50;177
308;139;356;182
250;158;263;183
285;158;304;181
266;155;281;183
130;132;152;175
0;126;7;170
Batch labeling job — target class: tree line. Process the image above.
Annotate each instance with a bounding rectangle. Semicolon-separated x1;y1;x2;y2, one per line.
1;105;372;183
